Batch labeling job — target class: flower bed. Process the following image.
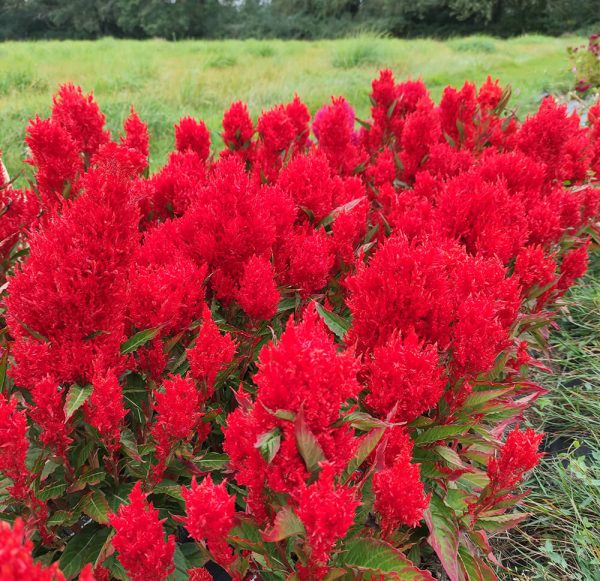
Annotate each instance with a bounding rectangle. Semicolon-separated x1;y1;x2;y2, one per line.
0;71;599;580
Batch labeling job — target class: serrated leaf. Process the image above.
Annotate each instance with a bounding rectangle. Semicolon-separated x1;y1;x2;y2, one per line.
295;408;325;474
344;427;385;481
192;452;229;471
338;537;435;580
154;481;185;501
475;512;528;533
64;384;93;420
261;506;305;542
120;326;162;354
320;197;366;228
82;490;110;525
314;303;350;339
414;424;469;445
255;428;282;464
47;510;77;528
343;411;388;430
120;428;141;461
37;481;68;501
59;525;111;579
458;546;497;581
424;494;460;581
68;468;106;492
461;388;513;411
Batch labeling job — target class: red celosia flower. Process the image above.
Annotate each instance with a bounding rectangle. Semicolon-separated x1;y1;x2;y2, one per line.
439;82;477;149
558;243;589;291
110;481;175;581
222;100;254;149
237;255;280;320
51;83;109;158
478;76;504;112
373;452;429;534
79;564;96;581
28;377;72;459
224;306;360;515
25;115;83;208
400;97;441;181
0;518;65;580
175;117;211;162
517;97;591;183
313;97;364;174
276;224;334;297
277;152;335;222
285;94;311;151
0;395;31;500
188;568;213;581
487;426;543;492
5;172;138;389
86;368;127;455
514;245;556;295
296;463;359;579
128;246;207;335
120;107;150;160
151;375;202;480
365;331;446;423
187;305;236;395
182;475;236;566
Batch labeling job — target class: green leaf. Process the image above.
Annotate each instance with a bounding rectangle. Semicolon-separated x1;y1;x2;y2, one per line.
319;197;366;228
37;481;68;501
64;384;93;420
295;408;325;474
47;510;78;528
458;546;497;581
68;468;106;491
120;428;142;461
255;428;282;464
0;347;8;392
461;388;513;411
59;525;111;580
261;506;305;542
475;512;528;533
120;326;162;354
314;303;350;339
82;490;111;525
424;494;460;581
344;427;385;481
414;424;469;445
338;537;435;580
192;452;229;471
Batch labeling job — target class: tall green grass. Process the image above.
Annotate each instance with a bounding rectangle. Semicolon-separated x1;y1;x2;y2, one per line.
0;34;581;176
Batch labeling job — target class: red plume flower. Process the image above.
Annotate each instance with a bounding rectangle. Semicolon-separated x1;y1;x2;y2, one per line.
110;481;175;581
0;395;31;500
182;475;236;566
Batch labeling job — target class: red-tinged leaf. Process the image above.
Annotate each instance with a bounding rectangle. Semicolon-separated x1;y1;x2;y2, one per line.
120;326;162;354
461;388;514;411
261;506;305;542
295;408;325;473
424;494;460;581
337;537;435;580
314;302;350;339
64;384;93;420
82;490;110;525
255;427;282;464
414;424;469;445
475;512;528;533
344;427;385;482
458;546;498;581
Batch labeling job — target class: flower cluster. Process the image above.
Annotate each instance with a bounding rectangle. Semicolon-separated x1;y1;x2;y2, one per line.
0;73;597;580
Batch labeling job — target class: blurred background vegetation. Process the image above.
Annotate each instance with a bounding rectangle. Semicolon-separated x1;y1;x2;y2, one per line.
1;0;600;41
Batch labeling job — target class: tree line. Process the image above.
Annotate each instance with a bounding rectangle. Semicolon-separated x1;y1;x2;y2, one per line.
1;0;598;41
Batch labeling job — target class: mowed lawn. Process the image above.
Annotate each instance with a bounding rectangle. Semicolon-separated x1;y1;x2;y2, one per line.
0;34;582;176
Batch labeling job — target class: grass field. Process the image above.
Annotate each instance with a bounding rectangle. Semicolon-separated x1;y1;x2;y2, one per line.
1;33;598;579
0;34;583;176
